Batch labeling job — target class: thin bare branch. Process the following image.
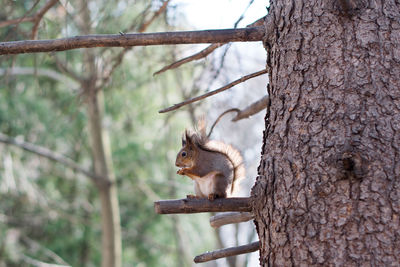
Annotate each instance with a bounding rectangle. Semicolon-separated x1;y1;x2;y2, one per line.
31;0;59;39
0;0;58;39
98;0;171;89
232;95;269;121
206;42;232;88
153;12;267;77
210;212;254;228
233;0;255;28
153;43;225;76
0;1;40;28
0;17;36;28
205;5;259;89
0;133;101;182
0;27;265;55
154;197;252;214
206;95;269;130
208;108;240;138
137;0;170;33
159;69;268;113
194;241;260;263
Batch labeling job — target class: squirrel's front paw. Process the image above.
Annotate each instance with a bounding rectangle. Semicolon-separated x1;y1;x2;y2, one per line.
177;169;186;175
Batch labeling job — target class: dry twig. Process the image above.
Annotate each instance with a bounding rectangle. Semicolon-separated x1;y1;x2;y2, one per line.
207;95;269;134
137;0;170;33
153;13;267;77
208;108;240;137
153;43;225;76
159;69;268;113
232;95;269;121
194;241;260;263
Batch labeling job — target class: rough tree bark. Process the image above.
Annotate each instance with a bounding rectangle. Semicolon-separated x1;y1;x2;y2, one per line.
252;0;400;266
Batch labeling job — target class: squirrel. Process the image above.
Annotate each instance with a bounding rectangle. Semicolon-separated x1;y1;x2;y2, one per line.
175;118;245;200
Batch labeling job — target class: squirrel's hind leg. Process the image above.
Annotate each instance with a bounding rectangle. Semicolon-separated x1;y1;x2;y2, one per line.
209;172;228;200
194;171;224;199
207;192;226;200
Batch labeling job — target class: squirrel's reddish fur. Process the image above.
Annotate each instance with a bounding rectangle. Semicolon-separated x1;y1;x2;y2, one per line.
175;119;245;199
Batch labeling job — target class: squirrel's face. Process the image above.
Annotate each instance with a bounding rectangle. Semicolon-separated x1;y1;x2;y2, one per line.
175;132;196;168
175;146;195;168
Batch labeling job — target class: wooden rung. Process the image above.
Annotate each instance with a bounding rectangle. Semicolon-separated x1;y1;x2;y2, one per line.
210;212;254;228
154;197;252;214
194;241;260;263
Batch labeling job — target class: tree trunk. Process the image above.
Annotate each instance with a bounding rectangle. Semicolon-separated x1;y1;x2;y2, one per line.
252;1;400;266
78;1;122;266
86;88;122;267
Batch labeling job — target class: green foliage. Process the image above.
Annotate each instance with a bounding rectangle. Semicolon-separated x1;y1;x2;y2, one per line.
0;1;215;266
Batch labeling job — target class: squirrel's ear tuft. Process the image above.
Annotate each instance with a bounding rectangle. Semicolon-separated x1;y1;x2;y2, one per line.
185;130;192;145
182;134;186;146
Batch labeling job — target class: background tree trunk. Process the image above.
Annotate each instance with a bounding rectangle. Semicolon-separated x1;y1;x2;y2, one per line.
78;1;121;266
252;0;400;266
86;88;122;267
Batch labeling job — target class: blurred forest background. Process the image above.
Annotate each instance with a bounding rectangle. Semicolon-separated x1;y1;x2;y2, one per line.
0;0;267;266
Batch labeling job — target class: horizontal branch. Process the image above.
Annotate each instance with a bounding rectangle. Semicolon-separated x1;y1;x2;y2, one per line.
0;133;101;182
159;68;268;113
194;241;260;263
0;27;264;55
154;197;252;214
210;212;254;228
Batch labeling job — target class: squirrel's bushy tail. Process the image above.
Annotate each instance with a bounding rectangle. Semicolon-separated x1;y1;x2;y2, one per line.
194;118;245;196
208;140;245;195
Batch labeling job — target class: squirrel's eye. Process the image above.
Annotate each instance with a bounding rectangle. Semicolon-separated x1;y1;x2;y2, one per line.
181;151;187;157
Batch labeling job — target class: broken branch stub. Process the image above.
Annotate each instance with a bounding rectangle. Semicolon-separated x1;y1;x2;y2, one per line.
232;95;269;121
